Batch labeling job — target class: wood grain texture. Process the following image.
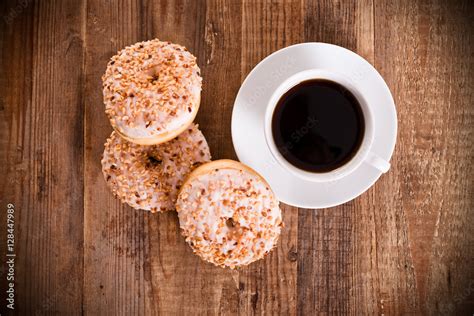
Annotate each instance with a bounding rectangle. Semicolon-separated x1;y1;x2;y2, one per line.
0;0;472;315
300;0;359;312
298;1;395;315
83;0;151;314
146;0;241;314
240;0;301;314
0;0;85;314
375;1;474;314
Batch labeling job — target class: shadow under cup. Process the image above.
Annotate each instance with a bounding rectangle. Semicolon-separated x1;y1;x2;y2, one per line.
264;69;390;183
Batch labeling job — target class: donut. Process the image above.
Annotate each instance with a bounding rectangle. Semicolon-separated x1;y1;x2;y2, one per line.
101;123;211;212
176;159;283;268
103;39;202;145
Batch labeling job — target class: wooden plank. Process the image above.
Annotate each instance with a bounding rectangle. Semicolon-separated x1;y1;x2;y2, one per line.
145;0;243;314
240;0;302;314
375;0;474;314
300;0;420;314
0;0;35;313
299;1;362;314
83;0;152;314
0;0;85;314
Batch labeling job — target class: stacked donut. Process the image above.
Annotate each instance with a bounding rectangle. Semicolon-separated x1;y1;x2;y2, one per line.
101;39;282;268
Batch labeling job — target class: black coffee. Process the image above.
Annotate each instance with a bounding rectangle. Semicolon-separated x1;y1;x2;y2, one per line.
271;79;364;173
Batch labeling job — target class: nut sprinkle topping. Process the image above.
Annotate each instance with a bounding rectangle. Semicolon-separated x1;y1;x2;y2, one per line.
176;160;283;268
101;123;211;212
102;39;202;141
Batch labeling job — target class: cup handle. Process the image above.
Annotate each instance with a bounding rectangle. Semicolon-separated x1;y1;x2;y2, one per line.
365;152;391;173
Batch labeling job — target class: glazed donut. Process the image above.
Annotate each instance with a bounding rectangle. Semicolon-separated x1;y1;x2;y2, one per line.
176;159;283;268
103;39;202;145
101;123;211;212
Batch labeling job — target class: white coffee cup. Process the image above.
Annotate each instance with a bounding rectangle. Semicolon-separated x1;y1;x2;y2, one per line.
264;69;390;182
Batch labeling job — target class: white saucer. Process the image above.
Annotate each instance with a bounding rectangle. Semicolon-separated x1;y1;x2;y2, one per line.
231;43;397;208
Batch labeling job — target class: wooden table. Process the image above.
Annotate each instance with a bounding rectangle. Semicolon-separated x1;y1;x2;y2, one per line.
1;0;473;314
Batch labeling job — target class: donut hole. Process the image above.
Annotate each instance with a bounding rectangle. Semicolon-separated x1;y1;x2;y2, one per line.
150;74;159;84
147;155;162;167
226;218;236;228
146;67;161;84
